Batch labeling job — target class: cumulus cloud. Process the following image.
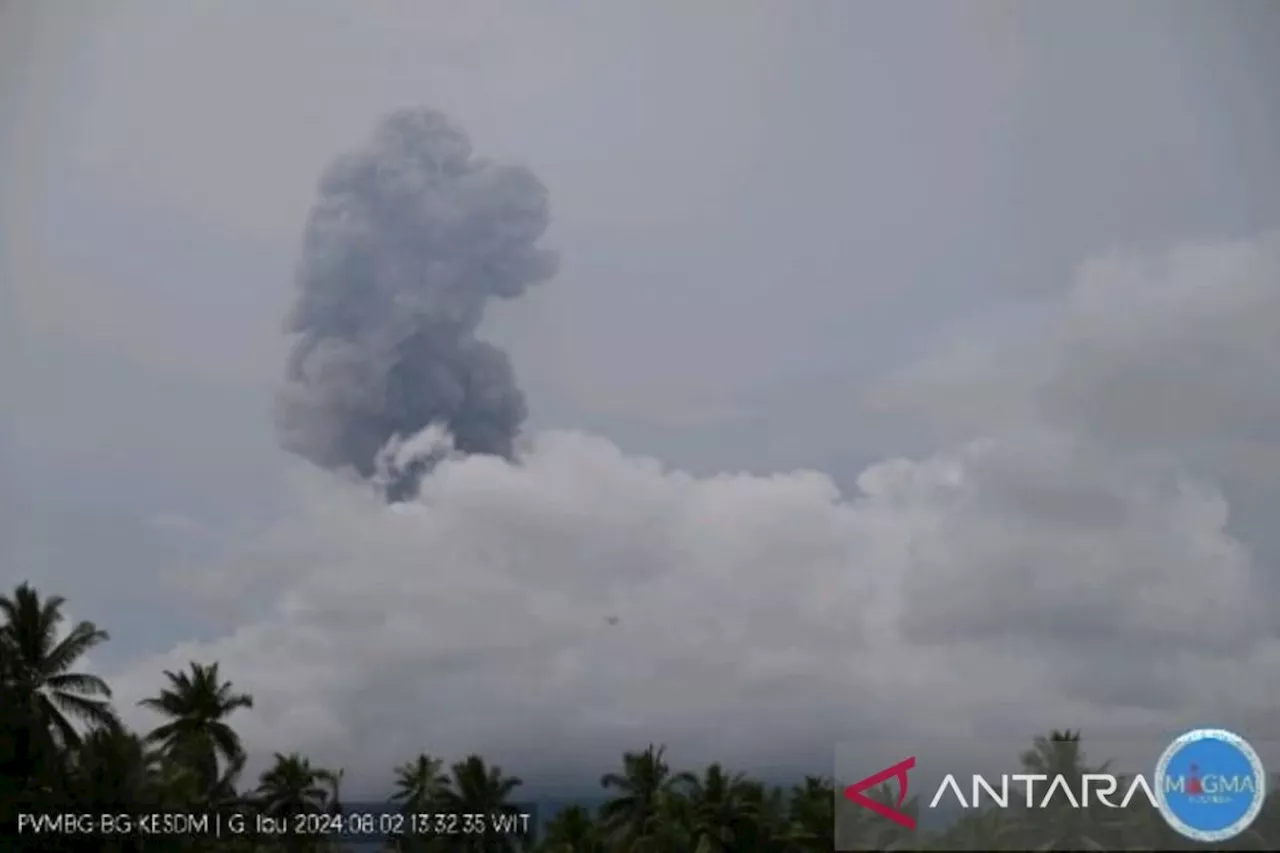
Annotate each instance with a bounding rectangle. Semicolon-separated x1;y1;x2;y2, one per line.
112;233;1280;794
875;234;1280;452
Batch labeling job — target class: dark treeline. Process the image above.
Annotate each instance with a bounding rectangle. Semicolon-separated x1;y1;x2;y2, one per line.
2;581;1277;852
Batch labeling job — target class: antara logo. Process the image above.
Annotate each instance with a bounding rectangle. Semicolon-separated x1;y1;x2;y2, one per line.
842;757;1163;824
842;757;917;829
927;772;1158;809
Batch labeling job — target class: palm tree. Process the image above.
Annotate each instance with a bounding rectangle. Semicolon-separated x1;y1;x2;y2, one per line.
393;753;450;812
937;807;1021;851
319;766;344;815
675;763;760;853
832;775;867;853
1011;730;1120;851
599;744;682;853
389;754;450;852
0;581;117;798
856;781;920;852
540;805;604;853
207;751;250;810
737;780;789;852
252;752;332;853
786;776;836;851
70;727;163;812
138;661;253;794
435;754;526;852
255;752;331;815
1018;730;1097;782
0;635;27;794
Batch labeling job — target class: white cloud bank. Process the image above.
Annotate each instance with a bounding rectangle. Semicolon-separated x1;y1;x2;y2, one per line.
111;233;1280;793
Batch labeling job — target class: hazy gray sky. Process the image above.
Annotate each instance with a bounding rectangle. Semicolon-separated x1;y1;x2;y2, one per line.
3;0;1279;794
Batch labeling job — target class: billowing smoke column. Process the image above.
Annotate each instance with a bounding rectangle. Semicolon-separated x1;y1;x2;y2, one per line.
277;108;558;501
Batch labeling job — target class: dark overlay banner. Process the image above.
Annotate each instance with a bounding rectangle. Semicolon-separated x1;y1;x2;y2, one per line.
834;729;1279;851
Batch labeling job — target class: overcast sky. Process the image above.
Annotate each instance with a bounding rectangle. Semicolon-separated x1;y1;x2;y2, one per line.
3;0;1280;796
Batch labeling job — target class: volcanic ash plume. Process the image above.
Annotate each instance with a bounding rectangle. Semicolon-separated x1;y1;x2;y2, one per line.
277;108;559;500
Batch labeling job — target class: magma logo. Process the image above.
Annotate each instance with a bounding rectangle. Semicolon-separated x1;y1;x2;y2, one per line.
1154;728;1266;843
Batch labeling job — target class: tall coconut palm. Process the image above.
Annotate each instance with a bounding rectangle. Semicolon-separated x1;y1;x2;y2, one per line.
599;744;681;853
730;778;790;853
1011;729;1120;851
253;752;332;853
1018;730;1099;782
435;754;525;852
0;634;24;766
69;727;163;812
0;635;21;817
832;774;867;852
675;762;760;853
138;661;253;794
254;752;331;816
393;753;450;812
207;751;250;811
856;780;920;852
540;805;604;853
389;754;450;853
786;776;836;852
320;766;345;816
742;778;788;845
0;581;117;795
937;807;1021;851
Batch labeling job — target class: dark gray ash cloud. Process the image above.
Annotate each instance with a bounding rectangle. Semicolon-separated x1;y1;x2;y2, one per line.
277;108;559;499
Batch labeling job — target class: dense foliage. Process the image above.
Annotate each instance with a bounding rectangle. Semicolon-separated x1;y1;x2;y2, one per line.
2;581;1277;851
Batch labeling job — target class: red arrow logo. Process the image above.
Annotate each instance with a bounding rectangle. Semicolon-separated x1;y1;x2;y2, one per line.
842;756;917;829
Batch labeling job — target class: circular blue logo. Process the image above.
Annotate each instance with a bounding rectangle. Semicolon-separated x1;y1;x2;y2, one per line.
1153;728;1266;843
